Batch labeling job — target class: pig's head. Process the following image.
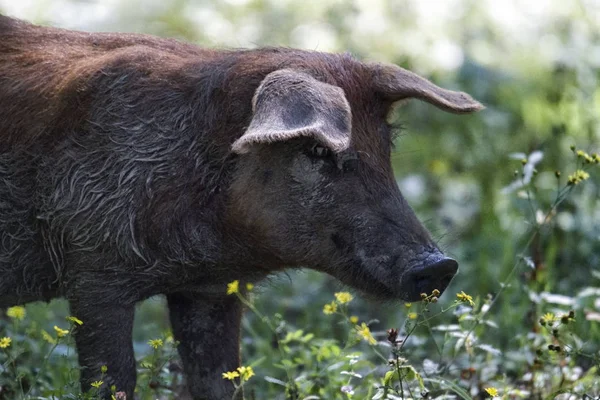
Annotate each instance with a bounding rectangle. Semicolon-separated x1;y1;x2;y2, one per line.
226;59;483;301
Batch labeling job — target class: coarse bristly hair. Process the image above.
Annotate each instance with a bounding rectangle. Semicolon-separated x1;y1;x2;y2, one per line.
0;14;482;399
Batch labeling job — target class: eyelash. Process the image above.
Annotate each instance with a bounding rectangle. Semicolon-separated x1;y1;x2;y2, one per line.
388;121;405;149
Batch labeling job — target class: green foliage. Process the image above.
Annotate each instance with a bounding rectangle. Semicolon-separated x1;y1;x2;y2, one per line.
1;0;600;399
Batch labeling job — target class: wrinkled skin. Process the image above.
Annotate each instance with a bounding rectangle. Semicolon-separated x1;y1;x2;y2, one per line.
0;15;482;400
228;137;446;301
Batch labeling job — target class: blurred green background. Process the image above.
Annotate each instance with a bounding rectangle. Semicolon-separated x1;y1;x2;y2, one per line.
1;0;599;397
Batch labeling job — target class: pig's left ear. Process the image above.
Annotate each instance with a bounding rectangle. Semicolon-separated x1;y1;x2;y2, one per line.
231;69;352;154
369;62;484;114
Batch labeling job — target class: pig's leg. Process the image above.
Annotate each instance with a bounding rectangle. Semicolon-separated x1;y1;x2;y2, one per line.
167;292;242;400
69;299;137;399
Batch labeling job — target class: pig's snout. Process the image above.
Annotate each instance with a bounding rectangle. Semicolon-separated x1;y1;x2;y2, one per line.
401;256;458;301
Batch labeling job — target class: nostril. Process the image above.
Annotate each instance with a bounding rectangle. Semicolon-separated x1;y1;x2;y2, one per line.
439;273;455;288
414;276;429;295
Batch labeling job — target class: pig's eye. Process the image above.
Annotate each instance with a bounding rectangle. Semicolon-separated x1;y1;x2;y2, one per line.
309;144;332;158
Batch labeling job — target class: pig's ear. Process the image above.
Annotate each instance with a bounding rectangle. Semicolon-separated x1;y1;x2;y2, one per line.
369;62;484;114
231;69;352;154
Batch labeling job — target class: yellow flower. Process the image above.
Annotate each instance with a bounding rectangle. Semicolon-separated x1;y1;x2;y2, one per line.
90;380;104;388
222;370;240;380
54;326;69;338
404;302;412;308
6;306;26;321
148;339;163;349
41;329;57;344
246;283;254;291
237;366;255;381
568;170;590;185
101;365;108;374
66;316;83;326
334;292;353;304
456;291;474;306
323;301;337;315
542;312;555;323
227;280;239;295
0;337;11;348
408;312;418;320
355;323;377;345
484;387;499;397
349;315;359;324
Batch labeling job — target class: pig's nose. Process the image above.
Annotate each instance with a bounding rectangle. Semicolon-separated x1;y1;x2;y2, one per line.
403;257;458;301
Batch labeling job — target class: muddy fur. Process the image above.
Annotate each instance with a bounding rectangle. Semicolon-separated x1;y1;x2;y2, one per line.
0;15;482;399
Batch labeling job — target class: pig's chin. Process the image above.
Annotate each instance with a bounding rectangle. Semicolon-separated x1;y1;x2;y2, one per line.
330;258;458;303
329;265;411;303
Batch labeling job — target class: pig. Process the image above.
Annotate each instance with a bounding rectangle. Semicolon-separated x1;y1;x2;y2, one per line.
0;15;483;400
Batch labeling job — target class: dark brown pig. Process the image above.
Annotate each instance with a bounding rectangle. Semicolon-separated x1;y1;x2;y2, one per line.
0;15;483;399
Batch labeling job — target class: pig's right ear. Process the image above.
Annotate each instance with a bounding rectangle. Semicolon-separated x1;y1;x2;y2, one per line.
231;69;352;154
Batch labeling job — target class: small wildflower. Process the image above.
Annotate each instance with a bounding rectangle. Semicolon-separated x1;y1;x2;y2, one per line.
246;283;254;291
91;381;104;388
349;315;359;324
41;329;57;344
541;312;555;325
355;323;377;345
0;337;11;348
404;302;412;308
484;387;499;397
66;316;83;326
432;289;440;297
6;306;26;321
237;366;255;381
323;301;337;315
341;385;355;395
520;158;528;165
226;280;239;295
222;370;240;380
101;365;108;374
408;312;418;320
334;292;353;304
420;293;427;299
567;170;590;185
456;291;474;306
54;326;69;338
148;339;163;349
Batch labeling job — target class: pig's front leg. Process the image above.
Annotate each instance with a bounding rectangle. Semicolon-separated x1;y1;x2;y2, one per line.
68;298;137;399
167;292;242;400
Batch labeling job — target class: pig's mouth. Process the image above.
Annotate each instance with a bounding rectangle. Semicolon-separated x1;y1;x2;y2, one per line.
349;251;459;302
398;256;458;302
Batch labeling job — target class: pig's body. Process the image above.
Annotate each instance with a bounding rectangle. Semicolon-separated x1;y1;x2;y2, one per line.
0;15;482;399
